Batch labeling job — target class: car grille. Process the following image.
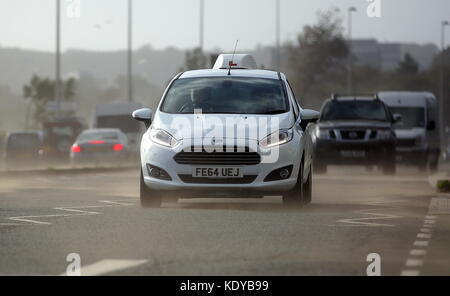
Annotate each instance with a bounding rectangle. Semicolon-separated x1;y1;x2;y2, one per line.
174;146;261;165
178;175;257;184
396;139;416;148
340;130;366;140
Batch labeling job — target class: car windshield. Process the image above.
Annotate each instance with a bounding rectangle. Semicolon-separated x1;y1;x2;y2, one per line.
78;131;118;141
321;100;388;121
160;77;288;114
389;107;425;128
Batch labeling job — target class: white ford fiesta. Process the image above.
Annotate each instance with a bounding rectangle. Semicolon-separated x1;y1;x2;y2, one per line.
132;54;320;208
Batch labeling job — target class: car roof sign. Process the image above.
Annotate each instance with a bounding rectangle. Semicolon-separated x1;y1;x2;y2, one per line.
213;54;257;70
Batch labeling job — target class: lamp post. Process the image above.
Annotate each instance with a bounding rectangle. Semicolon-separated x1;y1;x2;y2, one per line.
347;7;357;94
55;0;61;116
127;0;133;102
275;0;280;70
199;0;204;51
440;20;449;148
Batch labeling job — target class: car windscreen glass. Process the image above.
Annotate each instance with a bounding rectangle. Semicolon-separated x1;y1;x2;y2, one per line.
389;107;425;128
160;77;288;114
6;134;40;150
78;132;119;141
321;100;388;121
97;115;141;133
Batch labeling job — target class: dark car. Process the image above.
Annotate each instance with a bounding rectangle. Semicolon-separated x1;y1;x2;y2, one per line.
313;94;399;174
3;131;44;169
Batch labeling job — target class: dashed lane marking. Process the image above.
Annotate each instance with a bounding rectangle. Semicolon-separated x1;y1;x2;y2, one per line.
400;198;445;276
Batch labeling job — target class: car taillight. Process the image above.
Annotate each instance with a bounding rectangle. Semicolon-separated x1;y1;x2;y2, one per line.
71;145;82;153
89;140;105;144
113;144;124;151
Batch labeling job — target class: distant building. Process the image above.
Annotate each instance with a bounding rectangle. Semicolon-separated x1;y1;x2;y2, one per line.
351;39;439;71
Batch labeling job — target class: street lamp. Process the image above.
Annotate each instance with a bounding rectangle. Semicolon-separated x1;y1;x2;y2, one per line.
275;0;280;70
55;0;61;115
347;7;357;94
127;0;133;102
440;20;449;149
199;0;204;51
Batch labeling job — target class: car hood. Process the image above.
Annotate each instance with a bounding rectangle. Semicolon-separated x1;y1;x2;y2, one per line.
152;111;294;140
318;120;391;129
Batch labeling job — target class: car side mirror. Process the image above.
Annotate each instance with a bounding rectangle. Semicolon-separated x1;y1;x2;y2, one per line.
299;109;320;130
132;108;152;129
392;113;402;124
427;120;436;131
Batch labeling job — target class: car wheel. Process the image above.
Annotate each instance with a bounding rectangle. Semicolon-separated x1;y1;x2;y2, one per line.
282;160;304;207
140;169;162;208
303;165;312;205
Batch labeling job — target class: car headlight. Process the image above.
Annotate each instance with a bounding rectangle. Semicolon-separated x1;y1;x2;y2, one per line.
377;130;392;140
260;129;294;148
315;128;330;139
149;128;179;148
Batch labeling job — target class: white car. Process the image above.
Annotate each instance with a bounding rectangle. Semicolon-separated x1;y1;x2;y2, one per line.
132;54;319;208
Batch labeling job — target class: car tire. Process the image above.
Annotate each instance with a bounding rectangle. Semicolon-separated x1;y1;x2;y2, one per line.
140;169;162;208
282;160;304;207
303;165;312;205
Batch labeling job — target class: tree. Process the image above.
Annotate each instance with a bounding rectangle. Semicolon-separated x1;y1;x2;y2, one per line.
396;53;419;76
22;75;76;125
181;47;208;71
287;9;348;108
384;53;430;91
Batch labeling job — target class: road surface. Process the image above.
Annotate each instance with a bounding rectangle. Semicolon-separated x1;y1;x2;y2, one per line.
0;166;449;276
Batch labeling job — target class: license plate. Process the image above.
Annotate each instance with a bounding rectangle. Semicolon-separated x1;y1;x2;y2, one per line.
340;150;366;158
192;167;243;178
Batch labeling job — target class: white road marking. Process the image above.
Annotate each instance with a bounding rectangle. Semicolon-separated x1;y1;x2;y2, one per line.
410;249;427;256
413;240;429;247
401;270;420;276
401;197;443;276
61;259;148;276
417;233;432;239
405;259;423;267
2;199;138;226
336;200;404;227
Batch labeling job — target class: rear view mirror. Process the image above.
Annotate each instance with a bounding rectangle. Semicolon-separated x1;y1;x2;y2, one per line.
132;108;153;128
299;109;320;130
427;120;436;131
392;113;402;123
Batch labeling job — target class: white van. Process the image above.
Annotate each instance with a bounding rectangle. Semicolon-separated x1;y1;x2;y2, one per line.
378;91;440;172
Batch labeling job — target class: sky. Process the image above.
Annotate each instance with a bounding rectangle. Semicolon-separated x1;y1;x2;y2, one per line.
0;0;450;52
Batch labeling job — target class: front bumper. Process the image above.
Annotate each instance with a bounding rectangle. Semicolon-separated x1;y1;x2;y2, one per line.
140;138;303;193
314;139;395;165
